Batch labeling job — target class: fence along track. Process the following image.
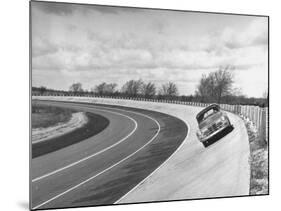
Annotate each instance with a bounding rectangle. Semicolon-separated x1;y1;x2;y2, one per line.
32;94;269;143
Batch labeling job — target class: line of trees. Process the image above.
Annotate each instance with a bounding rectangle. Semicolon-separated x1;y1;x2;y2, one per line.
68;79;179;99
32;66;268;107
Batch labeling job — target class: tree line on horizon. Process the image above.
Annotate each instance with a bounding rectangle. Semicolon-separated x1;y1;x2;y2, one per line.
33;66;268;107
66;79;179;99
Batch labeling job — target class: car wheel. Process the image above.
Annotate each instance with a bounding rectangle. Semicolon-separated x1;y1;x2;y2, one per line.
203;141;208;147
228;124;234;131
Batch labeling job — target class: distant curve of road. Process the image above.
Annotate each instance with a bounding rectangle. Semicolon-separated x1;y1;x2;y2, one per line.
31;100;188;209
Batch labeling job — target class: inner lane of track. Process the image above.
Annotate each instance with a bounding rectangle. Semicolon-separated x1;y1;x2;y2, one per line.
32;103;138;181
31;101;188;209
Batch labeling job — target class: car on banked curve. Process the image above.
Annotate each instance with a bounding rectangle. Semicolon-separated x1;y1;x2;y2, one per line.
196;104;233;147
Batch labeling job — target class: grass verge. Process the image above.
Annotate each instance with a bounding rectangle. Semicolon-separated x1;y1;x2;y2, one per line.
32;112;109;158
244;119;268;195
32;104;74;129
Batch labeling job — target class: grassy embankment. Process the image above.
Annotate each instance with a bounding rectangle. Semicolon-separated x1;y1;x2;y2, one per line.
31;103;110;158
32;104;74;129
244;120;268;195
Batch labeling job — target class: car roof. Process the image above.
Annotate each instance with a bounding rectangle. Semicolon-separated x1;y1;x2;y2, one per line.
196;104;220;122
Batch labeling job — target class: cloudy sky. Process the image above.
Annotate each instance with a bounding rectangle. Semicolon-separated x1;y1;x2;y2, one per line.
31;2;268;97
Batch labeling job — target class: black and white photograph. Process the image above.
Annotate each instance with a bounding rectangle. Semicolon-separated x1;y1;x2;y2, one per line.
30;1;269;210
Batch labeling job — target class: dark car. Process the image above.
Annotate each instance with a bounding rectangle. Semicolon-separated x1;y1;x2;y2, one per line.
196;104;233;147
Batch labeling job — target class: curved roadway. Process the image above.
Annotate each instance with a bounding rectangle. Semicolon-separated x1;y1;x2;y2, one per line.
31;101;188;209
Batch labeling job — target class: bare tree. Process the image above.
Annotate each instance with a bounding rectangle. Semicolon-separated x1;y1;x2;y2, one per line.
39;86;47;95
212;66;234;103
105;83;117;94
141;82;156;98
93;82;117;95
159;82;178;96
69;82;83;93
121;79;144;96
93;82;106;95
195;74;215;102
196;66;234;103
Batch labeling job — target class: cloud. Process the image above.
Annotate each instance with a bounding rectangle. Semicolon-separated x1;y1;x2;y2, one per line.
31;2;268;97
32;33;267;73
221;19;268;49
32;2;74;16
85;5;143;14
32;1;144;17
32;37;58;57
32;50;64;70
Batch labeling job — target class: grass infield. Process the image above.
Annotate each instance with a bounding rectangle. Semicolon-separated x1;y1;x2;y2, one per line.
32;104;75;129
32;112;110;158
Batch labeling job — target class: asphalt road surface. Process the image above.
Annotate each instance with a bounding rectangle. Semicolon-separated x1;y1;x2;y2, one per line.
31;101;188;209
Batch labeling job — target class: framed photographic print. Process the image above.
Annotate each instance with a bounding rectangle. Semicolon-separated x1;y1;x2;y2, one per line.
30;1;269;210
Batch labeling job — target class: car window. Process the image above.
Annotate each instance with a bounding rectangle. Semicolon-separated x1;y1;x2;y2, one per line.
203;109;217;120
196;105;220;123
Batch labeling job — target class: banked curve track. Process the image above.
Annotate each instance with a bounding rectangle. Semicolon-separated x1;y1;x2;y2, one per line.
31;100;188;209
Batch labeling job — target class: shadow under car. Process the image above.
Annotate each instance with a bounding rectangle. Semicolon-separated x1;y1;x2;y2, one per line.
203;125;234;147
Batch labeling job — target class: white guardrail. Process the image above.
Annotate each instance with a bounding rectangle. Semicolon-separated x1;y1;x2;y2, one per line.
32;94;269;143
